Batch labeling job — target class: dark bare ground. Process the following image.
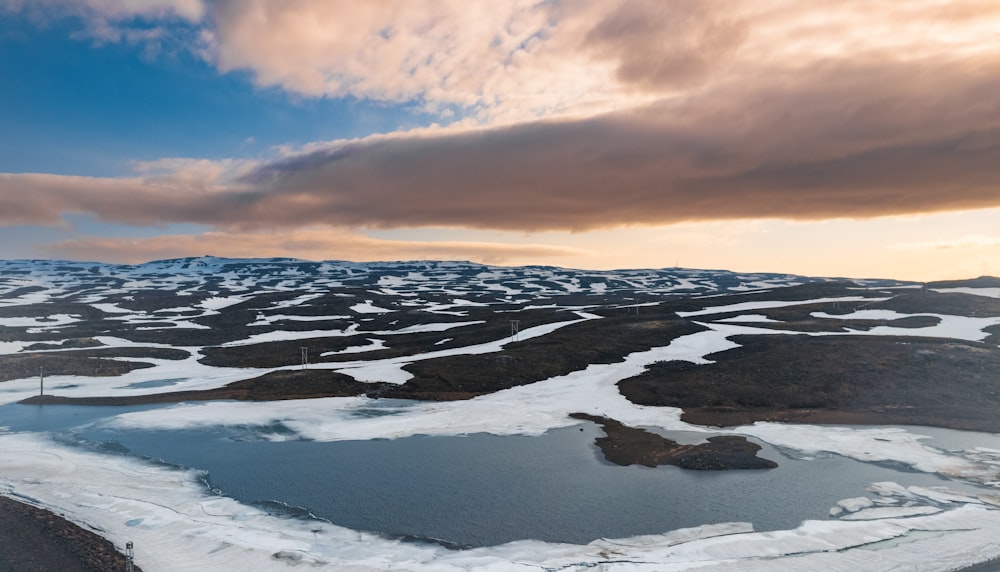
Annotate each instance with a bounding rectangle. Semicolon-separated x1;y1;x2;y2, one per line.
21;369;382;405
397;315;704;398
570;413;777;470
24;313;706;405
0;353;156;383
619;335;1000;432
0;496;141;572
197;308;576;368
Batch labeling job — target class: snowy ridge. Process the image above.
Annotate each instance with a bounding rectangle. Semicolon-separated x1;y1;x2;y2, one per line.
0;257;827;305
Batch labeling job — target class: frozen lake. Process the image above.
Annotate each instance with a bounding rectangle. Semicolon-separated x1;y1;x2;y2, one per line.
2;402;991;548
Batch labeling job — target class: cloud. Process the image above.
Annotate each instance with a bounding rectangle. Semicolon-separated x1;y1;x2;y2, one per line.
4;49;1000;233
10;0;1000;123
204;0;1000;122
578;0;748;91
0;0;204;24
0;171;237;227
4;1;1000;238
891;235;1000;251
1;0;206;61
43;228;586;265
207;0;579;120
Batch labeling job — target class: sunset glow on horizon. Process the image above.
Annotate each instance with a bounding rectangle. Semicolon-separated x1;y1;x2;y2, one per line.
2;0;1000;281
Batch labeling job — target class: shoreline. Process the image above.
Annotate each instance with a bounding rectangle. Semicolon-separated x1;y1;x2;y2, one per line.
22;386;1000;435
0;496;140;572
2;490;998;572
2;406;998;570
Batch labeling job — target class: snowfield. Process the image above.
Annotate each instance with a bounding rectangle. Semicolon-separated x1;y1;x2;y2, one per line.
2;257;1000;571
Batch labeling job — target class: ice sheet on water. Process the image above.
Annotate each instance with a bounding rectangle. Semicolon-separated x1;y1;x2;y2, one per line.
5;429;1000;572
737;423;999;483
837;497;874;513
839;506;942;520
908;485;984;505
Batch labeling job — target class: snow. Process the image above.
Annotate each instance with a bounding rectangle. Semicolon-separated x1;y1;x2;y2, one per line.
221;327;360;347
908;485;984;505
200;296;250;311
421;298;488;314
0;314;80;328
812;309;1000;341
714;314;782;323
0;288;58;307
135;320;211;330
320;339;387;356
837;497;875;513
91;302;134;313
386;321;484;334
102;328;730;439
933;287;1000;299
350;300;393;314
249;313;349;326
0;344;255;406
0;341;29;355
677;297;889;317
269;293;324;309
839;506;941;520
4;431;1000;572
737;424;999;483
219;320;484;348
5;259;1000;570
330;313;596;384
701;309;1000;345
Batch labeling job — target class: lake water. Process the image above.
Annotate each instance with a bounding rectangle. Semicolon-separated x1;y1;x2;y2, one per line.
0;403;992;547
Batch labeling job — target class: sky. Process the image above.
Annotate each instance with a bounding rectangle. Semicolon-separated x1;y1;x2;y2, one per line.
1;0;1000;281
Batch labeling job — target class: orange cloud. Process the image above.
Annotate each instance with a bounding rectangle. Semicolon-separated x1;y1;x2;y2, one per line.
43;228;587;265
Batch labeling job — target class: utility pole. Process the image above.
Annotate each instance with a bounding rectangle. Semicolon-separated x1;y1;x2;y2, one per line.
125;541;134;572
300;347;309;370
509;320;520;342
39;366;43;396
